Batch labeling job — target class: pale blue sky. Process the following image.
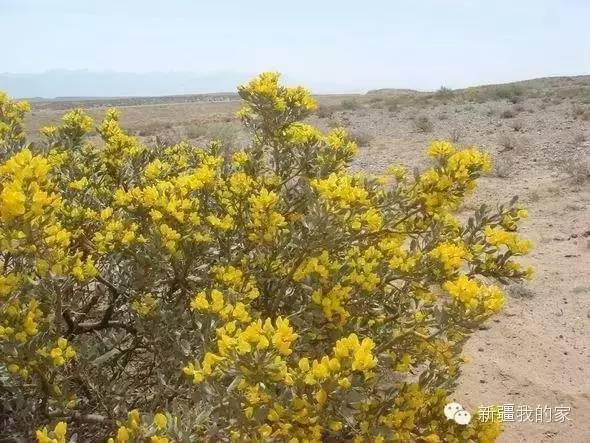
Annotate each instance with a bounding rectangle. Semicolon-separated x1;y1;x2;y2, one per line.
1;0;589;93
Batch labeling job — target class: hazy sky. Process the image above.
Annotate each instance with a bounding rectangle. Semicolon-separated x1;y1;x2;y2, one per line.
2;0;590;92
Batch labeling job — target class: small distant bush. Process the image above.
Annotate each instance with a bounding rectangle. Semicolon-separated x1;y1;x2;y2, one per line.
573;132;587;144
493;156;513;178
383;97;400;113
449;127;462;143
341;98;361;110
571;104;587;119
563;155;590;184
347;128;373;146
498;132;517;150
186;123;240;148
500;109;516;119
414;115;433;133
436;86;454;100
0;78;530;441
510;119;524;132
495;85;525;103
315;104;334;119
133;120;173;137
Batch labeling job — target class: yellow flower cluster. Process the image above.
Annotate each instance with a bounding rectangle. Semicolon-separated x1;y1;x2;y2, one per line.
0;298;43;343
311;284;352;323
61;108;94;134
238;72;316;115
99;108;143;167
0;149;55;222
184;316;298;384
36;421;67;443
326;128;359;155
417;146;492;213
285;122;323;146
444;274;505;312
344;246;382;292
311;173;370;209
447;148;493;180
485;225;532;254
38;337;77;367
190;289;251;322
108;409;173;443
293;250;336;283
247;188;286;243
131;294;158;317
0;92;30;145
379;234;419;273
429;241;471;273
427;140;456;158
502;207;528;231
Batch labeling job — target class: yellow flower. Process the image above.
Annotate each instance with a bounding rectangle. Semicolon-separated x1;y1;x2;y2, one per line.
271;317;298;355
258;424;273;438
68;177;89;190
190;292;209;310
485;225;532;254
116;426;130;442
0;181;26;221
153;412;167;429
427;140;456;158
329;420;343;432
53;422;67;440
429;242;470;273
351;338;377;371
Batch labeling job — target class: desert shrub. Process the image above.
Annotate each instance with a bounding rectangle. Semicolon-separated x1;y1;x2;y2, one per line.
500;109;515;119
383;97;400;113
0;77;531;442
492;156;513;178
341;98;361;110
449;127;462;143
572;132;587;144
185;123;240;148
314;104;334;119
563;153;590;184
414;115;433;133
347;128;373;147
495;85;524;103
436;86;454;101
571;103;586;119
498;132;518;151
132;120;173;137
509;119;524;132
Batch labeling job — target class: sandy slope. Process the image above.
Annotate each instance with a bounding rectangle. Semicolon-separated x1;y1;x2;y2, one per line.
456;175;590;442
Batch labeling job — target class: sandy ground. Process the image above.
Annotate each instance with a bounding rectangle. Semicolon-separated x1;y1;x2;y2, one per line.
25;80;590;442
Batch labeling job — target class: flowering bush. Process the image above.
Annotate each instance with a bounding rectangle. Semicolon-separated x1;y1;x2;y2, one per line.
0;74;531;442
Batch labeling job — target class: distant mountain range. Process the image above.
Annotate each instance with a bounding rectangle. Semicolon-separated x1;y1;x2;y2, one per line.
0;70;255;99
3;70;589;100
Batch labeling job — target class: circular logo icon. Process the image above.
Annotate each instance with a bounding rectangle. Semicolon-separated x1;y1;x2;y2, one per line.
444;402;472;425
